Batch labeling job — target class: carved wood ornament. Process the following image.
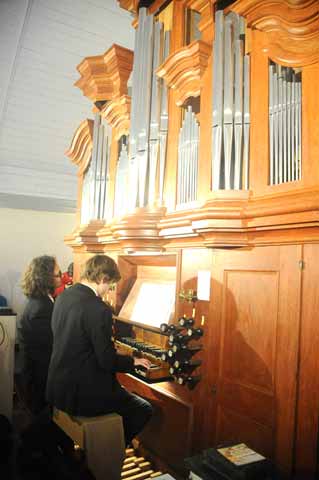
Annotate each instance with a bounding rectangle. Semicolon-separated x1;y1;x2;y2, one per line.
100;95;131;139
157;40;211;106
230;0;319;66
75;44;133;102
65;119;94;176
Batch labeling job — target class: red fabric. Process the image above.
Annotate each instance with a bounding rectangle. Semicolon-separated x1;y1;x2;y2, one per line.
54;272;73;297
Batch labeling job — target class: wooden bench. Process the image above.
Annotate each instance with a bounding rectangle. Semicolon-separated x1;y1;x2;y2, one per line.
53;408;125;480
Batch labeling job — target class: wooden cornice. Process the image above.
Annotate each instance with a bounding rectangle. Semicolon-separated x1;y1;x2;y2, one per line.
103;45;134;98
157;40;211;106
66;188;319;252
117;0;139;13
100;95;131;138
230;0;319;66
75;54;112;102
64;221;106;251
65;119;94;176
100;207;167;252
75;44;134;102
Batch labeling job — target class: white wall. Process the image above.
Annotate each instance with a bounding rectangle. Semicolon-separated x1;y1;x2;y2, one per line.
0;207;75;319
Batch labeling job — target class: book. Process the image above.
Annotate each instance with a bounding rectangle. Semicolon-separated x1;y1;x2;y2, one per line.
217;444;265;466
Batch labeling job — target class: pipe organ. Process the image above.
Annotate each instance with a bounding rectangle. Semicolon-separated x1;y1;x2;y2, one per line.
177;106;199;205
211;10;250;190
269;63;302;185
114;135;130;218
81;114;112;224
65;1;319;479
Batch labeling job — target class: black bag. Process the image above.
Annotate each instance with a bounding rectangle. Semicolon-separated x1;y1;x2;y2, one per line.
185;445;279;480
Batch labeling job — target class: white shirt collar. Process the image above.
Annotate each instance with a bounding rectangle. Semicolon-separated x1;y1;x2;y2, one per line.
82;283;98;296
48;294;54;303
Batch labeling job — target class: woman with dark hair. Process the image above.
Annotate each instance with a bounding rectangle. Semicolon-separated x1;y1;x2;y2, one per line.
19;255;62;414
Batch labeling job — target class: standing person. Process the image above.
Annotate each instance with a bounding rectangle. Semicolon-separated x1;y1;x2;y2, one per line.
53;262;73;298
47;255;153;446
19;255;62;414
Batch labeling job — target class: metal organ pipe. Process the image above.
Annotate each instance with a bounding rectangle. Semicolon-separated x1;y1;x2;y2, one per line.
211;11;250;191
158;30;170;205
177;106;200;205
80;113;112;224
101;121;112;221
211;11;224;191
148;21;163;206
114;138;129;218
89;112;101;220
93;122;104;219
268;63;302;185
243;55;250;190
127;8;170;210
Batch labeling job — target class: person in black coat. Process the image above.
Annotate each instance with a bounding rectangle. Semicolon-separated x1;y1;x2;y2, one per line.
46;254;153;446
19;255;62;414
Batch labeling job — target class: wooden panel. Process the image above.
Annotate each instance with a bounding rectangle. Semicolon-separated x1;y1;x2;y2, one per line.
216;269;278;456
249;30;269;192
223;271;278;393
203;246;301;477
216;407;274;458
302;64;319;186
295;244;319;479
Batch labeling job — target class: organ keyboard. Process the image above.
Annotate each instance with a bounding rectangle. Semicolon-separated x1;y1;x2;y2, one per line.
115;337;171;382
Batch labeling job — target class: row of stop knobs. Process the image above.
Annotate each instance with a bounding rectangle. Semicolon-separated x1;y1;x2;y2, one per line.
160;317;203;389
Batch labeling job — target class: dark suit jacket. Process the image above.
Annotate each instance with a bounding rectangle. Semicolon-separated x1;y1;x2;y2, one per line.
46;283;134;416
19;295;54;413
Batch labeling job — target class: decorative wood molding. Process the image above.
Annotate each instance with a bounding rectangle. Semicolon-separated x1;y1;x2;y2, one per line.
103;45;134;98
230;0;319;66
75;44;134;102
66;188;319;252
100;94;131;138
65;119;94;176
75;55;112;103
185;0;216;33
64;220;105;251
157;40;211;106
117;0;138;13
100;207;167;253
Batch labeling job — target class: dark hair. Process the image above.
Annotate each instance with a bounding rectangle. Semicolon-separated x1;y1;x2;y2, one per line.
67;262;73;277
21;255;56;298
81;255;121;284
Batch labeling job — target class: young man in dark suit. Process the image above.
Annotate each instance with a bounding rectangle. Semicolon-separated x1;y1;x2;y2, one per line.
46;255;153;446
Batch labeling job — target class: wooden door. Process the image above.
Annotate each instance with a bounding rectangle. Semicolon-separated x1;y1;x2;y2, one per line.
203;245;302;476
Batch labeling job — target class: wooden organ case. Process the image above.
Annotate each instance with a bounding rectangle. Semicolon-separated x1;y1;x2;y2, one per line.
64;1;319;478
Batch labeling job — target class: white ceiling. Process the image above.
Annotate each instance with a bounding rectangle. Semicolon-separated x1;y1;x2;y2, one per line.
0;0;134;212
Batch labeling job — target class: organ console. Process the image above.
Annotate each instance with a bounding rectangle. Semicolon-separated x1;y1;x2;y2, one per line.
115;336;171;382
65;0;319;477
176;375;201;389
170;344;202;355
186;328;203;339
178;317;195;328
159;323;184;334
